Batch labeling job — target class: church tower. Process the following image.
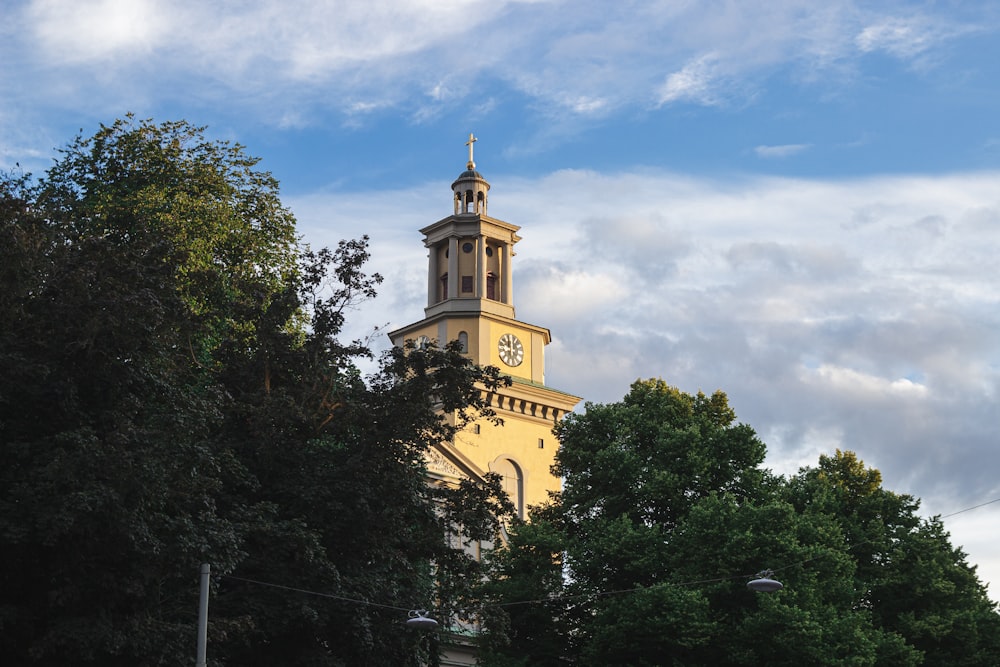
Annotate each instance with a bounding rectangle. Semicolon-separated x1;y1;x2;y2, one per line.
388;135;580;518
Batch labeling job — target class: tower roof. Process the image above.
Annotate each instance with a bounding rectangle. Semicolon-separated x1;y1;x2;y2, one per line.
451;133;490;216
451;168;489;190
455;168;485;181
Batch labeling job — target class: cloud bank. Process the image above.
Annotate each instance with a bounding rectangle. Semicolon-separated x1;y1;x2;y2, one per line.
298;167;1000;501
295;166;1000;595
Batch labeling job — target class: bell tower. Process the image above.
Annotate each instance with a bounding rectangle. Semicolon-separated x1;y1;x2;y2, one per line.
422;133;517;324
389;135;580;517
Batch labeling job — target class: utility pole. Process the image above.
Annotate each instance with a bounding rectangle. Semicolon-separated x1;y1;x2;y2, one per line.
196;563;210;667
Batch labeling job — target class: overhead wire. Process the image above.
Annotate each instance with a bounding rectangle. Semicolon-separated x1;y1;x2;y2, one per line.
211;495;1000;613
940;496;1000;518
220;574;412;613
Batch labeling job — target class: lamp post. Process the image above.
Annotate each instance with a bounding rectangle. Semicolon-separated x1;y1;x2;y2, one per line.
196;563;210;667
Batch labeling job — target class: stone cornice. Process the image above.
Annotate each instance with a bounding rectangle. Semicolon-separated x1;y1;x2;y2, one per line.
482;379;581;425
388;310;552;346
420;214;521;245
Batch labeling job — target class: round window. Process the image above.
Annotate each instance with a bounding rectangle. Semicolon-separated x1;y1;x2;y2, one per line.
462;242;474;253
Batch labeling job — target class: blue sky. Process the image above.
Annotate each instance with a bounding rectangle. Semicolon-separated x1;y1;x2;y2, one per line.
3;0;1000;598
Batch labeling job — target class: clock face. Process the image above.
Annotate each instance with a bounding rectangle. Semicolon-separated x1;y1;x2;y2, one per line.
498;333;524;367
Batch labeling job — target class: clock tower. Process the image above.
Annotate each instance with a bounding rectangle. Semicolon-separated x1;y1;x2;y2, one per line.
388;135;580;518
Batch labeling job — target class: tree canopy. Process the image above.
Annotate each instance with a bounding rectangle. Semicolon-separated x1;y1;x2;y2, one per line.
481;379;1000;666
0;117;512;666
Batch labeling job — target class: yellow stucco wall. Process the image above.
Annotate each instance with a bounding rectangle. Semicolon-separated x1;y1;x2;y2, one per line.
453;410;561;516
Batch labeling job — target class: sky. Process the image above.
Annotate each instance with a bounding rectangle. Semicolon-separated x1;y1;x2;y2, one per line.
2;0;999;599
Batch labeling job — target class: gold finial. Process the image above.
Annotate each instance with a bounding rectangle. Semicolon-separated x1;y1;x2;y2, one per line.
465;132;477;169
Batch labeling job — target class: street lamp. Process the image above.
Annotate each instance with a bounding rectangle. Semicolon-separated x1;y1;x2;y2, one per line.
405;609;440;629
747;569;783;592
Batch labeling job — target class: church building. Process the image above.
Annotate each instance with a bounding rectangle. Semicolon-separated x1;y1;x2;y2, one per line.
389;134;580;518
388;136;580;664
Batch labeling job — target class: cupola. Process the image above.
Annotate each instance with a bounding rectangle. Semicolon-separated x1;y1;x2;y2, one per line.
452;133;490;215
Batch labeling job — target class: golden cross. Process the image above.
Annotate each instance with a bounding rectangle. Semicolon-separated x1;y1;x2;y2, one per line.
465;133;477;168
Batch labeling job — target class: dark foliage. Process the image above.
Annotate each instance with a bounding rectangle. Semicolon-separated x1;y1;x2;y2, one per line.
0;118;512;665
481;381;1000;666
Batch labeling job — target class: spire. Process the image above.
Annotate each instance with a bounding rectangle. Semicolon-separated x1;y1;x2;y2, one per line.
452;133;490;216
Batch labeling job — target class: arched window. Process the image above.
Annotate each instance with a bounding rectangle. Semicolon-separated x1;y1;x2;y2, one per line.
458;331;469;353
493;458;524;519
440;273;448;301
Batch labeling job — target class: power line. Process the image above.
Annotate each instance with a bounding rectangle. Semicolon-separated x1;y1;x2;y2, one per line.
213;495;1000;612
221;574;412;613
940;497;1000;518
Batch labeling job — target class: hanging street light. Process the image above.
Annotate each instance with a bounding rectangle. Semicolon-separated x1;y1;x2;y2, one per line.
406;609;440;629
747;569;783;592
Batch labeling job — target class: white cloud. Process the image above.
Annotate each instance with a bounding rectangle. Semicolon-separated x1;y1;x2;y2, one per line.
427;83;451;102
567;96;609;114
517;265;624;321
854;13;988;71
8;0;983;130
19;0;512;89
856;18;939;59
754;143;811;158
657;53;724;106
804;363;929;398
27;0;171;63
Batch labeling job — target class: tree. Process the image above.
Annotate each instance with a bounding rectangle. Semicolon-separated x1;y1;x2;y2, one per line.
1;154;249;664
0;118;513;665
36;114;299;358
209;262;515;665
478;505;573;667
482;381;998;666
482;379;779;664
788;451;1000;666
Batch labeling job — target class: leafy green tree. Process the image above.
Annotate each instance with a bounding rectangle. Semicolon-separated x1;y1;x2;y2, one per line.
210;265;515;665
479;505;571;667
482;381;997;666
788;451;1000;666
482;379;777;664
36;114;299;360
1;119;513;665
666;486;917;666
1;157;248;664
